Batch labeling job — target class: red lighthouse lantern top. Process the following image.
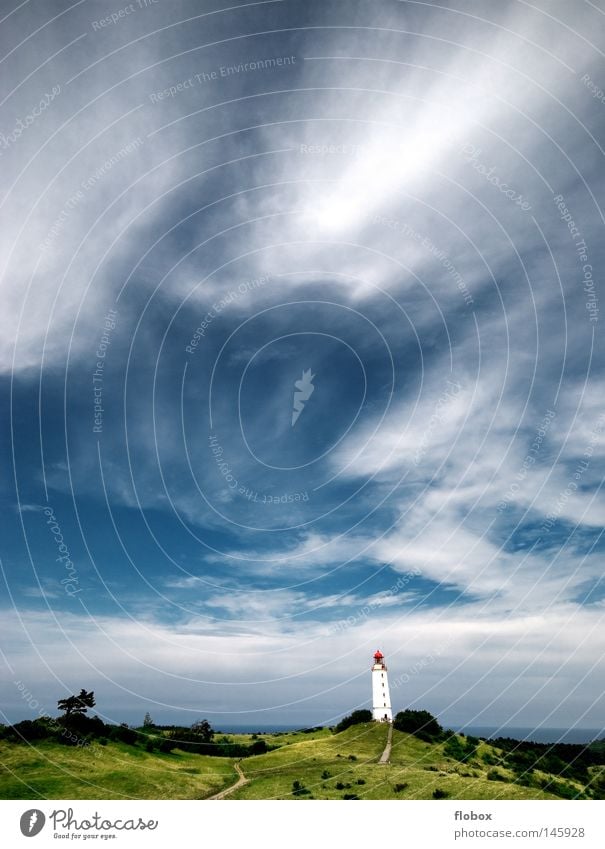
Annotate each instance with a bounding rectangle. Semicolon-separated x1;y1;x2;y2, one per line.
374;650;384;660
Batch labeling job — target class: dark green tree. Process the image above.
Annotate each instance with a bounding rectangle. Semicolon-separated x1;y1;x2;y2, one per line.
335;709;373;733
57;689;95;717
393;709;443;741
191;719;214;742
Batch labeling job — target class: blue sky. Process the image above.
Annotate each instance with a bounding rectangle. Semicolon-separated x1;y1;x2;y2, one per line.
1;0;604;731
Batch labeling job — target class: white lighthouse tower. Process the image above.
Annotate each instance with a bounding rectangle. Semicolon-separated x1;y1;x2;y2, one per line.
371;649;393;722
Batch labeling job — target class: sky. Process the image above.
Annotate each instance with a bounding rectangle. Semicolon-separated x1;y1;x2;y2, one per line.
1;0;604;732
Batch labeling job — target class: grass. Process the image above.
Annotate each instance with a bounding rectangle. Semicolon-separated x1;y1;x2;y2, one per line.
230;725;566;800
0;739;236;800
0;724;593;800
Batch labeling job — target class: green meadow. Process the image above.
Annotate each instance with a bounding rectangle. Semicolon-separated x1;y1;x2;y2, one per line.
2;721;603;800
0;738;234;800
229;723;572;800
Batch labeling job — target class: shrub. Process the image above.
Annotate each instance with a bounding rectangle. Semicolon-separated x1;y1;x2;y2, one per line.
6;719;49;742
145;740;155;753
59;714;107;740
109;724;138;745
292;780;311;797
487;769;507;782
393;710;443;742
394;782;408;793
158;739;175;754
335;781;345;790
432;788;450;799
348;754;357;761
549;780;583;800
444;733;479;763
321;770;331;779
356;779;366;785
335;710;373;733
342;793;360;800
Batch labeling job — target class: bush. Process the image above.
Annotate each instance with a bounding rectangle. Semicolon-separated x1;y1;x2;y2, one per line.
394;782;408;793
432;788;450;799
335;781;346;790
342;793;360;799
335;710;373;733
393;710;443;742
444;733;479;763
356;779;366;785
158;739;175;754
487;769;508;782
321;770;331;779
6;719;49;742
549;780;583;800
145;739;155;753
292;780;311;797
348;754;357;761
109;724;138;745
58;714;107;740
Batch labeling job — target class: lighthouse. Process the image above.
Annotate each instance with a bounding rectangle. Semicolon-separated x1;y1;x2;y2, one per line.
371;650;393;722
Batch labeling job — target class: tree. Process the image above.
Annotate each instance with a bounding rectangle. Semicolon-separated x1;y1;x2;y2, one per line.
335;709;373;733
143;712;154;728
393;709;443;741
57;689;95;717
190;719;214;742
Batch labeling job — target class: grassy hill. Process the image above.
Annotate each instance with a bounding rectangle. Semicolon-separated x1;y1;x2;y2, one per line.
229;723;567;800
0;722;601;800
0;738;235;800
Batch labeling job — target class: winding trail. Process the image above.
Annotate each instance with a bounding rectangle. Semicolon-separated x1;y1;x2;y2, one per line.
378;723;393;764
208;761;248;799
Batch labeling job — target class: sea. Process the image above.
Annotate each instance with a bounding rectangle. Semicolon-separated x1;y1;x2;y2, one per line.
455;727;605;745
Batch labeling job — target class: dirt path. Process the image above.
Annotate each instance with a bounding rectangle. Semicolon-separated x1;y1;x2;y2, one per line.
208;761;248;799
378;723;393;764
